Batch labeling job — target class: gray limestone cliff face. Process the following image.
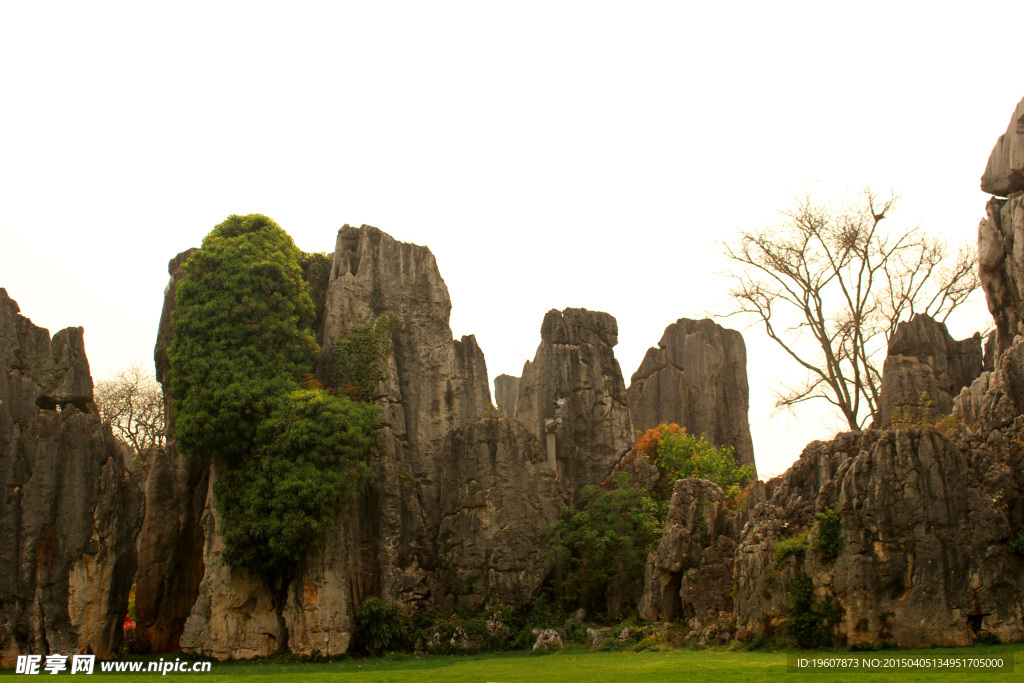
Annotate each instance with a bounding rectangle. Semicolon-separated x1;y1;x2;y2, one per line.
979;192;1024;354
979;97;1024;354
177;225;495;659
515;308;634;500
640;427;1024;647
134;249;210;654
638;93;1024;650
434;418;563;610
877;314;983;427
316;224;493;598
627;318;756;476
493;374;520;418
0;289;141;666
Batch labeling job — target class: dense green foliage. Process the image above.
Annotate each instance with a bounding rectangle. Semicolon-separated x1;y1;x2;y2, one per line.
333;313;400;401
546;473;665;615
169;214;381;574
786;574;840;648
215;389;377;573
813;503;843;563
355;597;409;655
169;214;318;463
652;429;755;495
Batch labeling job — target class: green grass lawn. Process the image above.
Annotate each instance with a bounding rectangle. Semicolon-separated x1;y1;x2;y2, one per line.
5;644;1019;682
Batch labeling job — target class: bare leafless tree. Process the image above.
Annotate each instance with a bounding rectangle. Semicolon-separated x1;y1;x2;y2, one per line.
94;363;165;461
721;189;979;430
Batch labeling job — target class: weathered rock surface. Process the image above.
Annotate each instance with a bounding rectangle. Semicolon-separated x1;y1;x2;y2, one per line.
981;95;1024;197
641;425;1024;648
493;374;520;418
877;314;983;427
515;308;633;499
316;225;493;600
179;468;284;659
0;289;141;666
638;94;1024;649
979;193;1024;354
956;332;1024;433
134;250;210;654
434;418;563;610
638;478;746;624
627;318;755;475
169;225;497;658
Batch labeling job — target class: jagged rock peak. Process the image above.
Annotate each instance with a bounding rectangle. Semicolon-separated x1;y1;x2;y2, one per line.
539;307;618;347
877;314;982;427
982;95;1024;197
493;374;520;418
0;289;141;666
515;307;633;500
978;193;1024;353
627;318;755;476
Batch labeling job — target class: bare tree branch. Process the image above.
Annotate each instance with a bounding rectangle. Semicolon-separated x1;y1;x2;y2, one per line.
94;362;165;466
720;189;980;430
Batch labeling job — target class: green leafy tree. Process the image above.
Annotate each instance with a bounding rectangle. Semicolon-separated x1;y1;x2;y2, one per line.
168;214;318;464
546;473;664;615
215;389;376;574
649;426;755;498
169;214;380;575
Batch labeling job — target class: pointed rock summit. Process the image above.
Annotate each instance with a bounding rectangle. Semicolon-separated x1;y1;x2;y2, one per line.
627;318;756;477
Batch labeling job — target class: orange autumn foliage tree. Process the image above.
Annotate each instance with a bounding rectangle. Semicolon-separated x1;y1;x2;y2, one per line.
634;423;684;460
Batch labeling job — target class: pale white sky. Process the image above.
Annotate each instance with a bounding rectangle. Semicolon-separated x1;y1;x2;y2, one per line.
1;2;1020;478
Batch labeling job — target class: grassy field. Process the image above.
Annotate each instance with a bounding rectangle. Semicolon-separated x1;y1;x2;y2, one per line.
5;644;1020;682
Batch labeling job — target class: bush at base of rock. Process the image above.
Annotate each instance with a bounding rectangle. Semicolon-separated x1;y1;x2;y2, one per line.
354;598;408;655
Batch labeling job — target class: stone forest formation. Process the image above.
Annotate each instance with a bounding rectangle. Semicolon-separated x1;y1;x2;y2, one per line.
3;96;1024;664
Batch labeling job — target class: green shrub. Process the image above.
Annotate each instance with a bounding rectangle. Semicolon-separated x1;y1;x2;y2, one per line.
355;597;408;655
333;313;400;401
647;427;755;501
786;574;836;648
215;389;376;573
814;503;842;563
546;473;664;615
169;215;382;575
169;213;318;464
772;530;809;571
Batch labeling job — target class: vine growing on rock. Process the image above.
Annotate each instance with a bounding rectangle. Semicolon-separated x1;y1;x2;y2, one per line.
333;313;400;401
813;502;843;563
169;214;378;574
786;573;841;648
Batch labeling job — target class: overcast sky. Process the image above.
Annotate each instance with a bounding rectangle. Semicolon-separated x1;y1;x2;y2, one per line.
2;2;1021;478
